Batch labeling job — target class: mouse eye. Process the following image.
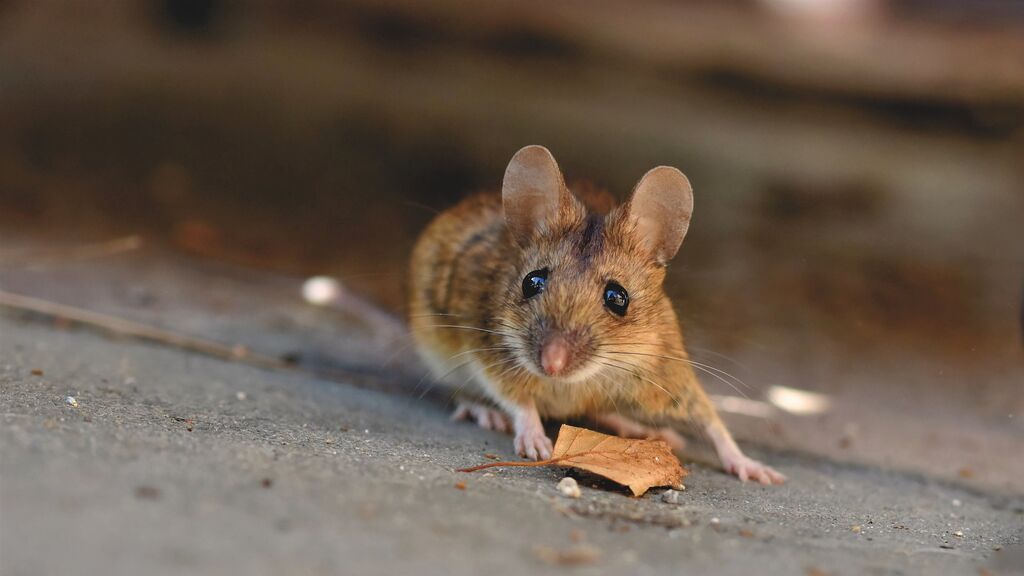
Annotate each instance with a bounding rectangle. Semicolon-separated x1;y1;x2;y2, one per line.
604;282;629;316
522;268;548;299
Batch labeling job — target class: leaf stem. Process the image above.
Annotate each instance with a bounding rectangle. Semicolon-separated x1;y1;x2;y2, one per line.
457;451;615;473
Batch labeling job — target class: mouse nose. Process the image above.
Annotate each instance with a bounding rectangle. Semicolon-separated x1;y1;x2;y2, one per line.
540;335;572;376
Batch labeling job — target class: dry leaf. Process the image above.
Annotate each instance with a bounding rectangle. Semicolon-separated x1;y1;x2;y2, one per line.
458;424;687;497
549;425;686;496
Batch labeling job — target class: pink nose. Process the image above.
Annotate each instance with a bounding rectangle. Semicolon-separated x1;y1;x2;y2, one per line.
540;336;572;376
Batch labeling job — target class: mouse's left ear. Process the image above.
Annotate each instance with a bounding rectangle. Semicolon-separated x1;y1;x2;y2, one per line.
624;166;693;264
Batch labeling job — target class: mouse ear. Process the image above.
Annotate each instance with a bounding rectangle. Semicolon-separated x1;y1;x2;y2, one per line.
502;145;570;247
625;166;693;264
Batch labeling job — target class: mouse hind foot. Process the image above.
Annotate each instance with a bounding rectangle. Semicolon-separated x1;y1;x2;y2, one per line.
592;413;687;452
451;401;512;434
705;420;786;485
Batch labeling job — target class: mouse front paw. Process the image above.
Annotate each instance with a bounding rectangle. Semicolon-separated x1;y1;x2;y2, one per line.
514;428;553;461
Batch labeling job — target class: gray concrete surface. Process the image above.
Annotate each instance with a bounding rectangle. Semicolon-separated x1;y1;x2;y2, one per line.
2;313;1022;576
1;237;1022;575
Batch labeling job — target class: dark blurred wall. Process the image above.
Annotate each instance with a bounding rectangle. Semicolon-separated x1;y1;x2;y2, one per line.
1;0;1022;365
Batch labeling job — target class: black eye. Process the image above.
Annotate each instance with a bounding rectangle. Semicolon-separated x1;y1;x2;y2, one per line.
604;282;629;316
522;268;548;299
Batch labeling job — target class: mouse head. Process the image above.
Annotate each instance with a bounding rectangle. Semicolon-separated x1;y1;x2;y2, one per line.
499;145;693;383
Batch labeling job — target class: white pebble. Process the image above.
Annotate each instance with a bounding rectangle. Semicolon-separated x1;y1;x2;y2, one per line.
302;276;341;306
235;391;247;401
557;477;582;498
952;499;962;507
65;396;78;408
661;489;682;504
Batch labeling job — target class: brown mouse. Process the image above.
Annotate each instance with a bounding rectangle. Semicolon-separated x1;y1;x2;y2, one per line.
408;145;784;484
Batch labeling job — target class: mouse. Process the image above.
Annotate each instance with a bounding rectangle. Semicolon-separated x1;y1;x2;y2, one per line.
408;145;785;484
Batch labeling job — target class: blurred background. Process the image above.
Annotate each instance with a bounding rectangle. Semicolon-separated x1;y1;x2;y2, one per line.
1;0;1022;491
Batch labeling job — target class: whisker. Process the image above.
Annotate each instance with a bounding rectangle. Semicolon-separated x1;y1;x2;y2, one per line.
689;364;751;399
415;355;478;399
381;337;422;368
414;324;517;338
446;346;517;360
600;348;752;394
488;319;522;334
593;357;682;407
444;356;522;405
596;356;720;448
594;373;624;420
686;345;752;373
416;346;519;398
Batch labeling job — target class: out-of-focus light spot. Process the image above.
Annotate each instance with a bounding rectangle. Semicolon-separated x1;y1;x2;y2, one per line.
767;385;831;415
759;0;878;25
302;276;342;306
711;395;777;419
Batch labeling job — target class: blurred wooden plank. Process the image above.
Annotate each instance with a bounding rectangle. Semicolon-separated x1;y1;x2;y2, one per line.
277;0;1024;105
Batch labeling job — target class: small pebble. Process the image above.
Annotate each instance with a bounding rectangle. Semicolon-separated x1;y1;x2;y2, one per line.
851;525;862;534
661;489;682;504
65;396;78;408
952;499;962;507
710;517;720;525
235;391;247;401
133;485;161;500
953;530;963;538
557;477;582;499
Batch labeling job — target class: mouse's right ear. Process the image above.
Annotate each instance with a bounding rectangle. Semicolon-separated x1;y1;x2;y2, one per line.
502;145;569;247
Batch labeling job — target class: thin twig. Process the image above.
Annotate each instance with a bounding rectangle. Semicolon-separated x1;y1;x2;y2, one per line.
0;235;142;269
0;289;288;371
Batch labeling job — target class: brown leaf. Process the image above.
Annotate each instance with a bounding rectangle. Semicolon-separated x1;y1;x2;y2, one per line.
549;425;686;497
458;424;687;497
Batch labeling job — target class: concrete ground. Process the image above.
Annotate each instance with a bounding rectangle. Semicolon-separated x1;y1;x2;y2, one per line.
1;239;1022;576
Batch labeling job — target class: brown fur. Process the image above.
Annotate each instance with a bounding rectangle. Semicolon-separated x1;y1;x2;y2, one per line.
408;186;721;430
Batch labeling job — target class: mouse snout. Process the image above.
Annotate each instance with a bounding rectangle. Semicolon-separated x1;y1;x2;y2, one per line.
540;333;573;376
